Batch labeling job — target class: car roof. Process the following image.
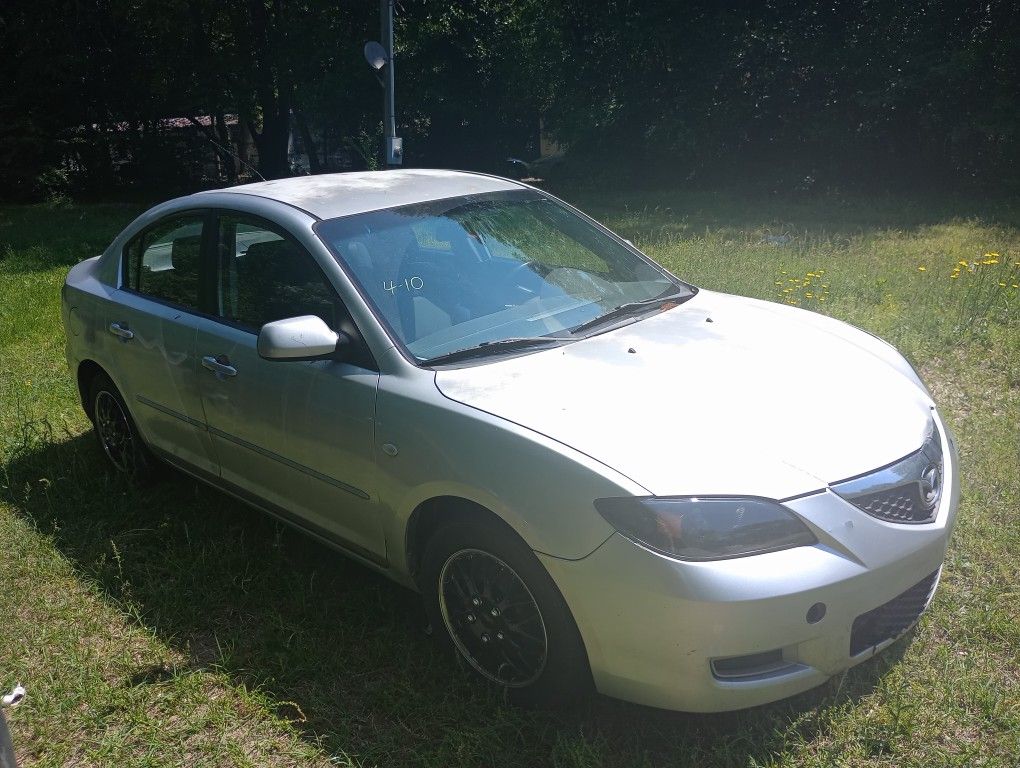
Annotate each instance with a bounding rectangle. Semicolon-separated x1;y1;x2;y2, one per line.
197;169;525;220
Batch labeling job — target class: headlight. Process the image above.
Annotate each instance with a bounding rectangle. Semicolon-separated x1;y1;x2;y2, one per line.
831;421;943;524
593;496;817;561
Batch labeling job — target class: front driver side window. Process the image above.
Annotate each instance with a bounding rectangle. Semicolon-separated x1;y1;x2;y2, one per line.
215;215;340;331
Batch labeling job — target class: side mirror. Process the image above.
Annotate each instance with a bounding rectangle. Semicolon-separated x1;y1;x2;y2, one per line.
257;315;347;361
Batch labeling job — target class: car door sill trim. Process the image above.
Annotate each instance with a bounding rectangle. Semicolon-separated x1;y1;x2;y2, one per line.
207;426;371;500
151;446;387;568
136;395;207;428
136;395;369;500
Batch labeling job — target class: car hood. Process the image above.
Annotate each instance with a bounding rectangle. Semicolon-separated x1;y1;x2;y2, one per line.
434;290;934;499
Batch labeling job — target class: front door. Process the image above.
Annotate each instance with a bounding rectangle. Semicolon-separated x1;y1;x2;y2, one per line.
194;212;384;560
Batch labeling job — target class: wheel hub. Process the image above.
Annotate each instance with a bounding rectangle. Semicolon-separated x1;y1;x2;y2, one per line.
94;391;136;474
438;548;548;687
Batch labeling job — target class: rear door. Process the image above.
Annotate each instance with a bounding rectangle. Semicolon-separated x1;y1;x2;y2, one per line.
107;212;217;473
193;212;384;560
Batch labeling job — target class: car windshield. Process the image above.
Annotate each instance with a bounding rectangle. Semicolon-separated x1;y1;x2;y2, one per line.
315;190;693;364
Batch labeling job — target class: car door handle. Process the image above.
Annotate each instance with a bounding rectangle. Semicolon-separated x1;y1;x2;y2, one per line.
202;355;238;377
108;322;134;340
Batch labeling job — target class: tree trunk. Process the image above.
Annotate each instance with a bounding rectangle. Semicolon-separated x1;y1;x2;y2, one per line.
295;110;323;173
248;110;290;179
246;0;292;179
214;112;237;184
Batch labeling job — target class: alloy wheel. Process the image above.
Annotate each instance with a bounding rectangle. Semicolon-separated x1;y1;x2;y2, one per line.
94;390;137;475
438;548;549;687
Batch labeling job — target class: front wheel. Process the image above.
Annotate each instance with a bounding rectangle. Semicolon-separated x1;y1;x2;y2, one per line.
421;518;592;707
88;372;153;482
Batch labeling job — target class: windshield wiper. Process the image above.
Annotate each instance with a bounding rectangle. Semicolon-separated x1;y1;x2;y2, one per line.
569;290;689;337
422;336;571;366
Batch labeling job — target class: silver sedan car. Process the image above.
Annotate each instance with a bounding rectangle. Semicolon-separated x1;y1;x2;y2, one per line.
62;170;959;711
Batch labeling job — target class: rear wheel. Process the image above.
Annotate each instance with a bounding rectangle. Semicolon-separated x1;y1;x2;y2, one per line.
88;373;153;482
421;517;591;706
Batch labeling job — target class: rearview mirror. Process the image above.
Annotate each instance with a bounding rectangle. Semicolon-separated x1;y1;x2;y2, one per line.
257;315;346;361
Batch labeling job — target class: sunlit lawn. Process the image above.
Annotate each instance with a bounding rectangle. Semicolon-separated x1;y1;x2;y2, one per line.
1;192;1018;766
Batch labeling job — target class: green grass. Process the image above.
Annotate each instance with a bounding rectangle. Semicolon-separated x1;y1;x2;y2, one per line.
2;194;1019;767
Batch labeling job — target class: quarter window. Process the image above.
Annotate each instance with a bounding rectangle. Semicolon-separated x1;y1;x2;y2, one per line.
215;215;340;331
124;215;204;309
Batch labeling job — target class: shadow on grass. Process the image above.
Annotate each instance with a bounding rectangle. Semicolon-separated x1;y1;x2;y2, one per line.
4;430;914;767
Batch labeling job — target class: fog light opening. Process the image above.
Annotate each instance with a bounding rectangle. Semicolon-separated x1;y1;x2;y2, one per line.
806;602;826;624
711;649;797;681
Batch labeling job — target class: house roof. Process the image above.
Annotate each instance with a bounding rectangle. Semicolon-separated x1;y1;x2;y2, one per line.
202;169;524;220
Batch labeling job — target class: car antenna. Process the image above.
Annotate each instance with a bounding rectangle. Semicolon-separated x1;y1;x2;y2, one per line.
204;134;266;182
187;118;266;182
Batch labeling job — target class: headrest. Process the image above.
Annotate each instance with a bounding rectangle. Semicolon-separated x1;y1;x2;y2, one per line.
241;238;321;284
243;238;291;265
171;235;202;268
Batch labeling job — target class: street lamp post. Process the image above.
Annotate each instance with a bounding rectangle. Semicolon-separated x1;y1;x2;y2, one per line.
366;1;402;167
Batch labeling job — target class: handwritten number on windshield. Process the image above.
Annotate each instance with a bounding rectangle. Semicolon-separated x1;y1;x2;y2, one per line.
383;276;425;294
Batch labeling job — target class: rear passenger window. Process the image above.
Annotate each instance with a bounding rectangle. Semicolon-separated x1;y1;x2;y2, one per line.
124;216;204;310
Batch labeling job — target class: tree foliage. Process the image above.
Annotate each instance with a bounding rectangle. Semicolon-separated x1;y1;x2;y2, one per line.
0;0;1016;199
544;0;1020;190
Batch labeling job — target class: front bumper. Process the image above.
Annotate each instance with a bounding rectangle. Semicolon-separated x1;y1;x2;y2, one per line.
541;414;961;712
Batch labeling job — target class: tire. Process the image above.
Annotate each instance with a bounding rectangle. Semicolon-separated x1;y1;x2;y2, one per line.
88;372;154;483
0;709;16;768
421;517;592;707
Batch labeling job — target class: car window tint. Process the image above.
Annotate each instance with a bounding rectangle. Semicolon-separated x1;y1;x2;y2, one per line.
216;215;339;331
126;216;204;309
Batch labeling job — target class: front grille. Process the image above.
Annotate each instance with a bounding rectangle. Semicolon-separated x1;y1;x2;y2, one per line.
850;569;940;656
831;422;944;525
851;485;933;523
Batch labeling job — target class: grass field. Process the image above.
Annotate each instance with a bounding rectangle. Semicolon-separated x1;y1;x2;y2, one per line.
1;193;1018;767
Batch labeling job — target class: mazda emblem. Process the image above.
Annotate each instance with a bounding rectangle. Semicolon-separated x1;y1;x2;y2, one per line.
920;463;942;509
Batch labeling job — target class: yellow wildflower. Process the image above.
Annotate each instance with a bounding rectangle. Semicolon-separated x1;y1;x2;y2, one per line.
917;266;927;272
